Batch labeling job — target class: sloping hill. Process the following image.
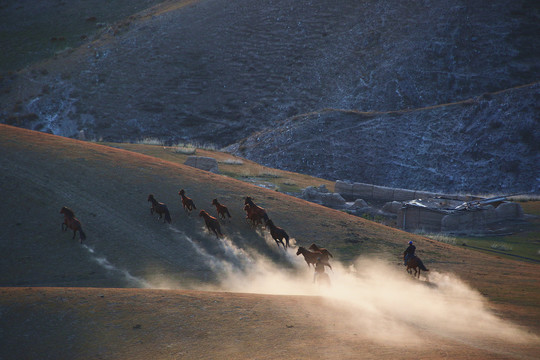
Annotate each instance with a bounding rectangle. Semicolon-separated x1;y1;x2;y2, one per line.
228;82;540;194
1;124;539;359
1;123;423;288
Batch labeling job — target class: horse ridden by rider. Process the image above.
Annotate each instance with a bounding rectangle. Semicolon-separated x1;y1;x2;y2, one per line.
403;240;429;278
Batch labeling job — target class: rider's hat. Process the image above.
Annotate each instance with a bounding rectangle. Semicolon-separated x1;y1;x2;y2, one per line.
408;241;413;245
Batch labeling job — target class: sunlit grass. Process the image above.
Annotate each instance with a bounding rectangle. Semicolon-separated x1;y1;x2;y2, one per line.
416;232;458;245
97;141;334;196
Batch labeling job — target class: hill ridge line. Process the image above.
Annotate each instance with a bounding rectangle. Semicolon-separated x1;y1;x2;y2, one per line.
288;81;540;122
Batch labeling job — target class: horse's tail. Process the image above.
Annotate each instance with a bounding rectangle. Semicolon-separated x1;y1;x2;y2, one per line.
225;208;231;218
192;202;197;210
164;208;172;223
263;212;269;222
79;228;87;242
418;259;429;271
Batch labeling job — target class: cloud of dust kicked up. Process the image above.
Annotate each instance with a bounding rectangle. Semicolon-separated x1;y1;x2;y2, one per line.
168;227;538;349
85;225;538;350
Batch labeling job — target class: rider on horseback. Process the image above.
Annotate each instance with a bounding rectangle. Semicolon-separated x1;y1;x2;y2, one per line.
403;241;416;266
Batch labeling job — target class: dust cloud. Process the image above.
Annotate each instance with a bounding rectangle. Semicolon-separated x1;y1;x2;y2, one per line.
171;228;538;348
85;227;538;349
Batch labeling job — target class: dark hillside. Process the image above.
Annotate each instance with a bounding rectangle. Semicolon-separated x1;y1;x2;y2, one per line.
1;0;538;146
228;82;540;194
0;0;164;72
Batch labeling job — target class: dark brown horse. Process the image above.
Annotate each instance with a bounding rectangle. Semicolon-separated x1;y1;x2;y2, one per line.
212;198;231;221
243;204;264;227
406;256;429;278
265;219;290;249
179;189;196;213
296;246;332;270
60;206;86;243
308;243;333;258
199;210;223;238
148;194;172;223
244;196;269;222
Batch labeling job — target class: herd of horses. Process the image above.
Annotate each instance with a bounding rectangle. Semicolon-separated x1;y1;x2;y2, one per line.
60;191;429;281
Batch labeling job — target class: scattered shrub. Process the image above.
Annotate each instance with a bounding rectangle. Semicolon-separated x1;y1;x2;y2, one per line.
136;137;164;145
490;242;513;251
173;146;196;155
219;158;244;165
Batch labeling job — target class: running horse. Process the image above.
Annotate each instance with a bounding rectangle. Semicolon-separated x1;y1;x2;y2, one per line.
296;246;332;270
265;219;290;249
405;256;429;278
244;197;269;223
199;210;223;238
147;194;172;223
308;243;333;258
244;204;264;227
179;189;197;214
212;198;231;221
60;206;87;243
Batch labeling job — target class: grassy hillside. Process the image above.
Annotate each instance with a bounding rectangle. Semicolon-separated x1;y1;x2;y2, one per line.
1;124;539;359
0;0;165;72
99;140;335;195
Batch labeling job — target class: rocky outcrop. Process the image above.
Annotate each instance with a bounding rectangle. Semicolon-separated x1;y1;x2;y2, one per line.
184;156;219;174
301;185;346;208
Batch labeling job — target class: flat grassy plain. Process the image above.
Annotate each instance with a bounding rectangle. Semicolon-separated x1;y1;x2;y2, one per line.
1;124;539;359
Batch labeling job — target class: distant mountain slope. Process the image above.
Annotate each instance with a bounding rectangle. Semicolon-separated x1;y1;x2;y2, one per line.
227;82;540;194
0;0;164;72
1;0;538;146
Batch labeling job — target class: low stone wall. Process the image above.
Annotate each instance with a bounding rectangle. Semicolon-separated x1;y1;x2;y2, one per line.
184;156;219;173
397;202;524;233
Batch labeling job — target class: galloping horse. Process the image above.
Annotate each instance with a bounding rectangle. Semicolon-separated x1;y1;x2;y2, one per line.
265;219;290;249
308;243;333;258
199;210;223;238
147;194;172;223
243;204;264;227
296;246;332;270
244;197;269;222
316;272;331;287
179;189;197;214
212;198;231;221
405;256;429;278
60;206;86;243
